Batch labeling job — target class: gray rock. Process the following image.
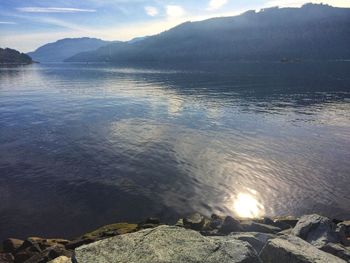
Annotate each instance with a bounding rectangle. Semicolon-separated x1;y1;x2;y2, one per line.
273;216;299;230
320;243;350;262
260;235;346;263
229;232;275;254
219;216;242;234
183;213;206;230
240;221;281;234
3;238;24;253
291;214;339;247
74;225;260;263
48;256;72;263
0;253;14;263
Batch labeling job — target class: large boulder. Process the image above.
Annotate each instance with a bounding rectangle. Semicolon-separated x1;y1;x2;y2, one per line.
320;243;350;262
291;214;339;247
260;235;346;263
48;256;71;263
240;221;281;234
74;225;260;263
2;239;24;253
229;232;275;254
182;213;206;231
0;253;14;263
219;216;242;234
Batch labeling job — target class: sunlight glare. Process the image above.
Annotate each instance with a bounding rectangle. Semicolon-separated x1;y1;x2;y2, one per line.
234;192;264;218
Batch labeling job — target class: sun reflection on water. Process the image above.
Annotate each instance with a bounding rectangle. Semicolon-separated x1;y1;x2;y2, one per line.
233;192;265;218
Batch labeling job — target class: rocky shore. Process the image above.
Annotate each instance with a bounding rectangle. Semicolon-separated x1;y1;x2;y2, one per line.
1;214;349;263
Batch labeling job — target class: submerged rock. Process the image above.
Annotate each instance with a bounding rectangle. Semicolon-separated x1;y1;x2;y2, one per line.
260;235;346;263
81;222;138;240
74;225;260;263
291;214;340;247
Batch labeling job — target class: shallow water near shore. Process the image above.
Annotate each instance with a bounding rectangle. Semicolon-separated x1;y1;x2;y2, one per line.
0;61;349;240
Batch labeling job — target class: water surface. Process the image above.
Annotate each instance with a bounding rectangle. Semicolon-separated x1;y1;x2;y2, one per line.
0;62;349;240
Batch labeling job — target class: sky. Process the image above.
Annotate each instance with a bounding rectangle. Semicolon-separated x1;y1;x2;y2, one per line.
0;0;350;52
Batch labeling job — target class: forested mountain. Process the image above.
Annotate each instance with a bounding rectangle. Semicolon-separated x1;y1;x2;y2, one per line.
66;4;350;63
0;48;33;64
28;37;114;62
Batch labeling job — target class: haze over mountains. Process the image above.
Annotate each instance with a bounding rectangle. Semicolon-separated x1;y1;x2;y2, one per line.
25;4;350;63
27;38;113;62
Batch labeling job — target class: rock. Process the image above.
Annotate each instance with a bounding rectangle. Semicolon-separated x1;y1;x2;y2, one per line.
277;228;292;236
339;221;350;237
144;217;160;225
182;213;206;231
229;232;275;254
21;246;72;263
273;216;299;230
65;239;95;250
175;218;184;227
81;223;138;240
0;253;14;263
320;243;350;262
260;235;346;263
3;239;24;253
219;216;242;234
291;214;340;247
209;214;225;229
18;238;69;252
14;249;38;263
240;221;281;234
336;223;350;246
74;225;260;263
48;256;71;263
138;218;161;230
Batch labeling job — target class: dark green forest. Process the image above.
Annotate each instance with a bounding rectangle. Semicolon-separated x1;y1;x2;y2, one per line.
66;4;350;63
0;48;33;64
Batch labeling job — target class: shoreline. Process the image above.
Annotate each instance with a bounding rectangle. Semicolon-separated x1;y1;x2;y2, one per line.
1;213;349;263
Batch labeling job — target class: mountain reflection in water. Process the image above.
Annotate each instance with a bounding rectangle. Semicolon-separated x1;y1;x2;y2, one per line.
0;61;349;240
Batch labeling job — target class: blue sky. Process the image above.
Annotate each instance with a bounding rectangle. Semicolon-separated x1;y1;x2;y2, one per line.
0;0;349;52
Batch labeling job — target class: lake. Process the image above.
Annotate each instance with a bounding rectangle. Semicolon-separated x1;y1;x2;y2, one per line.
0;61;349;240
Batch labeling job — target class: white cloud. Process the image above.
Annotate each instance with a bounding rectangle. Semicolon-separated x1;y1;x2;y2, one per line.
208;0;228;10
16;7;96;13
145;6;158;16
264;0;350;8
0;21;16;24
166;5;185;18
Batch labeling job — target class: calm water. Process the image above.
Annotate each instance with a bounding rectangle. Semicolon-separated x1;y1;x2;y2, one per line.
0;62;349;240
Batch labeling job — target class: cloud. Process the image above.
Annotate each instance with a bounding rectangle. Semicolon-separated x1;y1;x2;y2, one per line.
208;0;228;10
166;5;185;18
16;7;96;13
0;21;17;24
145;6;158;16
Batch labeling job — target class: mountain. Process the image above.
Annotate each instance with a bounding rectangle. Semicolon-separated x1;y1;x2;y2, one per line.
28;37;113;62
0;48;33;64
66;4;350;63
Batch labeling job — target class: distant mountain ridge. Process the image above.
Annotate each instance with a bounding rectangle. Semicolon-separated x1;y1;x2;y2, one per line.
66;4;350;63
28;37;114;62
0;48;33;64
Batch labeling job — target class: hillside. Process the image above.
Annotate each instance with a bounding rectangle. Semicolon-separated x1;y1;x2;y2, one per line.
28;37;113;62
66;4;350;63
0;48;33;64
